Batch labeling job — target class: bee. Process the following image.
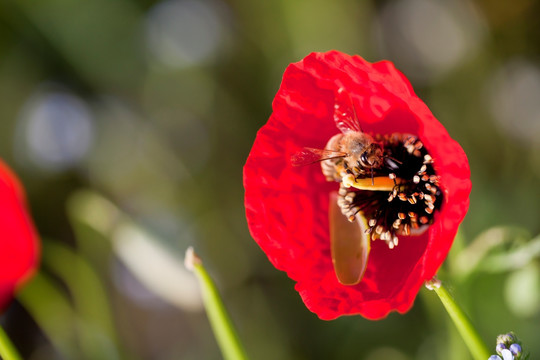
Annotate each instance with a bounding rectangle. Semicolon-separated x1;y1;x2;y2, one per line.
291;88;397;185
290;87;392;286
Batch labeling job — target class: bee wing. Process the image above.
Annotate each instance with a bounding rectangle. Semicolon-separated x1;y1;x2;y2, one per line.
329;191;370;285
334;87;363;133
290;147;347;167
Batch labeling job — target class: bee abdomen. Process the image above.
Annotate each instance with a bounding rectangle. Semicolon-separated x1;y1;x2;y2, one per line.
321;133;344;181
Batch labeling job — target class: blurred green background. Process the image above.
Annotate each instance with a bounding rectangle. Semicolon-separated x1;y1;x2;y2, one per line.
0;0;539;359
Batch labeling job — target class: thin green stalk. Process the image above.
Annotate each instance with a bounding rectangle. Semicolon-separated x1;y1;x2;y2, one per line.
0;325;22;360
426;278;490;360
185;247;248;360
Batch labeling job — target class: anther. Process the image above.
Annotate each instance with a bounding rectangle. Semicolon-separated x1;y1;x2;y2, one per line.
404;137;415;146
350;206;360;214
413;175;420;184
376;225;384;235
408;195;417;204
418;164;427;174
403;224;410;235
393;219;401;229
420;216;429;224
368;219;377;227
389;173;396;180
398;212;406;220
423;154;433;163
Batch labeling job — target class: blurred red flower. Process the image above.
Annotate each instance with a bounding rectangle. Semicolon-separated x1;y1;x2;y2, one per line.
0;160;40;310
243;51;471;320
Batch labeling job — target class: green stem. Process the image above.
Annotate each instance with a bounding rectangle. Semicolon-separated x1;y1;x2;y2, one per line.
0;325;22;360
185;248;248;360
427;279;490;360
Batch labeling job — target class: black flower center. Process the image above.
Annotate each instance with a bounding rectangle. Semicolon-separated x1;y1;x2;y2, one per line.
331;133;443;249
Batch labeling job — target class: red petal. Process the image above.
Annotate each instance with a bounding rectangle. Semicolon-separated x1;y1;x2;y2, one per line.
0;160;40;309
244;51;471;320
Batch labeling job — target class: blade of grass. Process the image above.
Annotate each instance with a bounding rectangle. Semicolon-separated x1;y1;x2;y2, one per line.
426;278;490;360
0;325;22;360
185;247;248;360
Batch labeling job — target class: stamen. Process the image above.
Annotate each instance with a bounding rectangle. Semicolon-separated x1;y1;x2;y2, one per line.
403;224;410;235
324;133;442;251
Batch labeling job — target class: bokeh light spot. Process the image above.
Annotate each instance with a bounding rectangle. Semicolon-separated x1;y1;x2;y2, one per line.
16;86;94;172
145;0;230;68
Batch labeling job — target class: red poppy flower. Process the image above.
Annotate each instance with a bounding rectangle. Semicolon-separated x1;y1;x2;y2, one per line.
243;51;471;320
0;160;40;310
